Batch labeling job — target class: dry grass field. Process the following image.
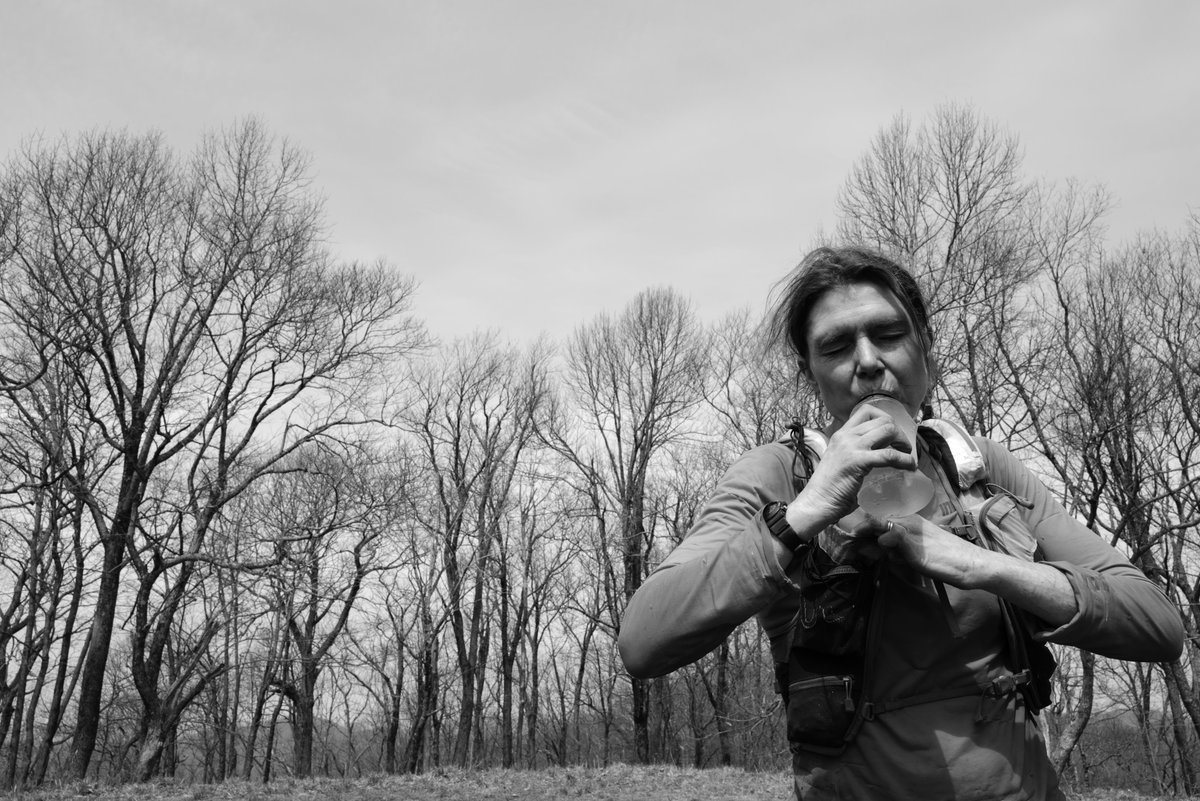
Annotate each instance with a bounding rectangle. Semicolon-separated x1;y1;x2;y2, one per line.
4;766;1176;801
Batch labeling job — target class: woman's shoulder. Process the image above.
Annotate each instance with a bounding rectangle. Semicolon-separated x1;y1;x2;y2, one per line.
968;434;1054;501
718;438;803;493
970;434;1026;475
970;434;1008;459
731;437;803;469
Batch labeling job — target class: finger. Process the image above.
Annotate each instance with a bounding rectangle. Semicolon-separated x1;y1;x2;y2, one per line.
849;415;912;456
878;519;907;548
846;402;890;426
842;434;917;470
848;514;890;539
872;445;919;470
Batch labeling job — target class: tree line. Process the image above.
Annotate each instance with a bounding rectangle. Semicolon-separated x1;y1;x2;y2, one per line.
0;108;1196;795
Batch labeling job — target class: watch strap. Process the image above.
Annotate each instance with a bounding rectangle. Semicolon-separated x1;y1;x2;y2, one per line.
764;501;806;553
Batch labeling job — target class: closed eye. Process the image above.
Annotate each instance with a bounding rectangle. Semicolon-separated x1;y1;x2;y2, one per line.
873;323;911;342
816;338;851;356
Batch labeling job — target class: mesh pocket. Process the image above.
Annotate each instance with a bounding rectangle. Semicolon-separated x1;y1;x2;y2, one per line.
796;545;876;655
787;674;857;752
785;649;862;754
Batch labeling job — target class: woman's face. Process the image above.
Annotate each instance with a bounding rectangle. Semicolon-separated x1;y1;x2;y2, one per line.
802;282;930;428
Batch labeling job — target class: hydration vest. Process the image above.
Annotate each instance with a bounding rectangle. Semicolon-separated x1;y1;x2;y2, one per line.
773;417;1057;757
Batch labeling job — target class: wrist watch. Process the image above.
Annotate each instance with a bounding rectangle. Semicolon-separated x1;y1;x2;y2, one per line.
763;501;808;555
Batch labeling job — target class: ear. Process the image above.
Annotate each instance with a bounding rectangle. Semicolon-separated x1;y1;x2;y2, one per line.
798;359;815;384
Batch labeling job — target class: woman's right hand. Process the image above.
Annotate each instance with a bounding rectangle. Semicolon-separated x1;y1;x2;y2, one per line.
784;402;919;535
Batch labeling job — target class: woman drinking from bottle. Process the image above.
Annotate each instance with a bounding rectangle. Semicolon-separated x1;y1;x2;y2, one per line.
618;245;1183;801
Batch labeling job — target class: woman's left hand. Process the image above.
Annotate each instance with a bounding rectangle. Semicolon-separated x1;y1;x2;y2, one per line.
851;514;988;589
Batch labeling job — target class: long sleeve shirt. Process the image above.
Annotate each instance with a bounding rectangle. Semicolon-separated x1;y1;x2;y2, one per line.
618;434;1184;801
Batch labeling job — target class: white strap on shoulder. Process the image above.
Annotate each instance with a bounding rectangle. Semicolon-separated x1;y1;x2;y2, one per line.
802;428;828;460
919;418;987;487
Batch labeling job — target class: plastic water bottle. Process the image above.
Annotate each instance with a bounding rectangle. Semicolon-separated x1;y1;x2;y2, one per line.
855;394;934;518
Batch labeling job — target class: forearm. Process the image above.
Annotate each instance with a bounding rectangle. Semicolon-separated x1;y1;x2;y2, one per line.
619;507;796;678
883;517;1077;626
904;523;1183;659
971;437;1184;660
620;444;815;678
966;551;1077;627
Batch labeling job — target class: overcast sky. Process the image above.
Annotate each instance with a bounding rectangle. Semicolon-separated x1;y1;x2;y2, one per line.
3;1;1197;346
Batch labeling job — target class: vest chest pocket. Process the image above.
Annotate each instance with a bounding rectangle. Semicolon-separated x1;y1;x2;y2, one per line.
977;491;1037;562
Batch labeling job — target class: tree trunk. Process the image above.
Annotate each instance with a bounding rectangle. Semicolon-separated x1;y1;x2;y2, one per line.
220;587;242;781
471;619;490;764
571;619;596;762
69;526;130;778
714;641;733;766
382;645;405;774
500;649;515;767
498;572;515;768
623;498;652;763
291;675;317;778
1164;666;1197;795
384;686;401;774
452;663;475;766
403;621;438;774
1051;650;1095;774
631;673;651;764
263;694;284;783
1;683;22;789
242;669;273;781
524;617;540;768
32;615;88;785
1163;658;1200;744
134;714;169;781
209;682;226;781
17;558;60;787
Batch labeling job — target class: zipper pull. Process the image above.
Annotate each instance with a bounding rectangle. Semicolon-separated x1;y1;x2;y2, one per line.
842;677;855;712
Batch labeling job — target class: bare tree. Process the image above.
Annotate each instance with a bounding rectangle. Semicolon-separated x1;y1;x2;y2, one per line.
836;103;1046;436
1023;230;1200;779
398;334;551;767
345;580;417;775
492;475;576;767
252;443;403;778
704;308;814;452
0;120;422;779
547;287;707;763
1108;227;1200;791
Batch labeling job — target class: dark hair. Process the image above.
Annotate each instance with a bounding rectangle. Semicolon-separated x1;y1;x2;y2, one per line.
767;246;934;366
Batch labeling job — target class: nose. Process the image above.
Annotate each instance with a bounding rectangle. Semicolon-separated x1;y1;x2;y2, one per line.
854;336;884;376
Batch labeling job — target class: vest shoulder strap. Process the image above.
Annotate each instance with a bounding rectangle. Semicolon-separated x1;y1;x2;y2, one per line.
783;422;829;459
918;418;988;490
